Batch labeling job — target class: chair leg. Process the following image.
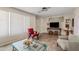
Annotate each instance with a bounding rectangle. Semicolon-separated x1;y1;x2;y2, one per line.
57;43;59;47
28;34;31;39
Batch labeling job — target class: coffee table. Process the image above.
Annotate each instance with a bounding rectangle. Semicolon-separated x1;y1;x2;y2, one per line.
12;40;47;51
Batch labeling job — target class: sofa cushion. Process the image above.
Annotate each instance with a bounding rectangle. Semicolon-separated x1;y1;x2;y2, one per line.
57;39;68;50
68;35;79;40
57;35;79;51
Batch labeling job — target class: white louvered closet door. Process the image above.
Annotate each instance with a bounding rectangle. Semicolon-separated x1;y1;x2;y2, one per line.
10;12;25;36
0;10;9;37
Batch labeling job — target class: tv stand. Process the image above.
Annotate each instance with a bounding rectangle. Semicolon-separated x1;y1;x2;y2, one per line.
47;28;61;35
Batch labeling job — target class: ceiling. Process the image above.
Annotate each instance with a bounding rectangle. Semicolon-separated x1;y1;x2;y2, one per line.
16;7;76;16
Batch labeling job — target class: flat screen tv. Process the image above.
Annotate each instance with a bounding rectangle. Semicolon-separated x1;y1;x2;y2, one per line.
50;22;59;28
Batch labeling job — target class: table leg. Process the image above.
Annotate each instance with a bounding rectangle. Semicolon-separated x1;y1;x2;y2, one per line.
12;46;15;51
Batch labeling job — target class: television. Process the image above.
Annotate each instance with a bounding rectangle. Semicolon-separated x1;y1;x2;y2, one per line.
50;22;59;28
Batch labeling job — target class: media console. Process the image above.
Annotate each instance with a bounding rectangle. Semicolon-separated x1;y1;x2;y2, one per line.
47;28;61;35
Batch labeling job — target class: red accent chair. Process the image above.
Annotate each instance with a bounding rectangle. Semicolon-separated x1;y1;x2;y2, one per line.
28;28;39;39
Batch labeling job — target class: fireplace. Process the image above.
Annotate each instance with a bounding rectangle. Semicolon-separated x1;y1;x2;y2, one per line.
50;22;59;28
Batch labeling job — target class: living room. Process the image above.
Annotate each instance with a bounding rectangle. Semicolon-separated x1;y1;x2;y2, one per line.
0;7;79;51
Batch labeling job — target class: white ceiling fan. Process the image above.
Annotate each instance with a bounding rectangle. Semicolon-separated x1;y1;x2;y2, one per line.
38;7;51;13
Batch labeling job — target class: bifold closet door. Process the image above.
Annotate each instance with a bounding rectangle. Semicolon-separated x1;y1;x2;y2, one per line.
0;10;9;37
10;13;25;36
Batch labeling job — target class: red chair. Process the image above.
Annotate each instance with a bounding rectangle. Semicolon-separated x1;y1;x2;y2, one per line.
28;28;39;39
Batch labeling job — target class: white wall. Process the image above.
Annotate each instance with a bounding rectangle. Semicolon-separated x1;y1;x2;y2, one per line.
74;8;79;35
36;16;48;33
36;16;42;33
40;17;48;33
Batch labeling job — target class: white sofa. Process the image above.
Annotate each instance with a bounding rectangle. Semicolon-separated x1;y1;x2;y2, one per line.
57;35;79;51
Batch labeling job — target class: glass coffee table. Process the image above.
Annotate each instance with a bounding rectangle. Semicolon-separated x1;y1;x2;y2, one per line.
12;40;47;51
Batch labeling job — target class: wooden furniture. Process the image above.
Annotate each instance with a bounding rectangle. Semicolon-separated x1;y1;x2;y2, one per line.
48;31;53;35
64;24;73;39
47;28;61;35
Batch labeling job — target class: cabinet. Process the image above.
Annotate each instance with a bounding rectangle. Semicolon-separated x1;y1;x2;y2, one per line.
47;28;61;35
64;18;74;36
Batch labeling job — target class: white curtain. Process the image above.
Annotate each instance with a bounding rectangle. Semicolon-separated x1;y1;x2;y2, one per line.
24;16;30;33
0;10;9;37
10;13;25;36
0;10;31;38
